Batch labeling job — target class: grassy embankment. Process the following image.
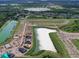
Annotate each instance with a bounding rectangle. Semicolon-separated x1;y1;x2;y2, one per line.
25;50;60;58
49;33;70;57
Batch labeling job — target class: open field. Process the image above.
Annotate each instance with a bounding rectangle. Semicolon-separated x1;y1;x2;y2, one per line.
26;19;69;27
59;19;79;33
27;15;48;19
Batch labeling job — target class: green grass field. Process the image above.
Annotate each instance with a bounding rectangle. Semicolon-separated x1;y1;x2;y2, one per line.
60;20;79;32
27;15;48;19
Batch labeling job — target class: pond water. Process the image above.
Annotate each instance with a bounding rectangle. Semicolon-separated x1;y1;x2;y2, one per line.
24;8;50;11
0;20;18;43
35;28;57;52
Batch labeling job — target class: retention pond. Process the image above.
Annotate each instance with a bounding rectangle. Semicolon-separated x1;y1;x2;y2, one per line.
0;20;18;44
35;28;57;52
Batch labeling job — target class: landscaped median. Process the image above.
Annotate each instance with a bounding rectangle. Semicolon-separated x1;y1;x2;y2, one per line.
49;33;70;57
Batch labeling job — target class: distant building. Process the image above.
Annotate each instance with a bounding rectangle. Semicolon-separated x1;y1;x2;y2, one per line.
4;44;12;49
13;34;19;39
18;48;27;53
24;44;31;49
72;15;79;18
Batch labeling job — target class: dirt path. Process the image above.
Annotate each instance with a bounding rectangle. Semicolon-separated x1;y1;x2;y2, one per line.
58;30;79;57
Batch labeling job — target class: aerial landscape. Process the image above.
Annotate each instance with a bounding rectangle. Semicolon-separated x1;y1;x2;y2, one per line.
0;0;79;58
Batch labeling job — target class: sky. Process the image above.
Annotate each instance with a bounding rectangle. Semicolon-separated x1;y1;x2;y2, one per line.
0;0;79;1
0;0;78;2
0;0;78;5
